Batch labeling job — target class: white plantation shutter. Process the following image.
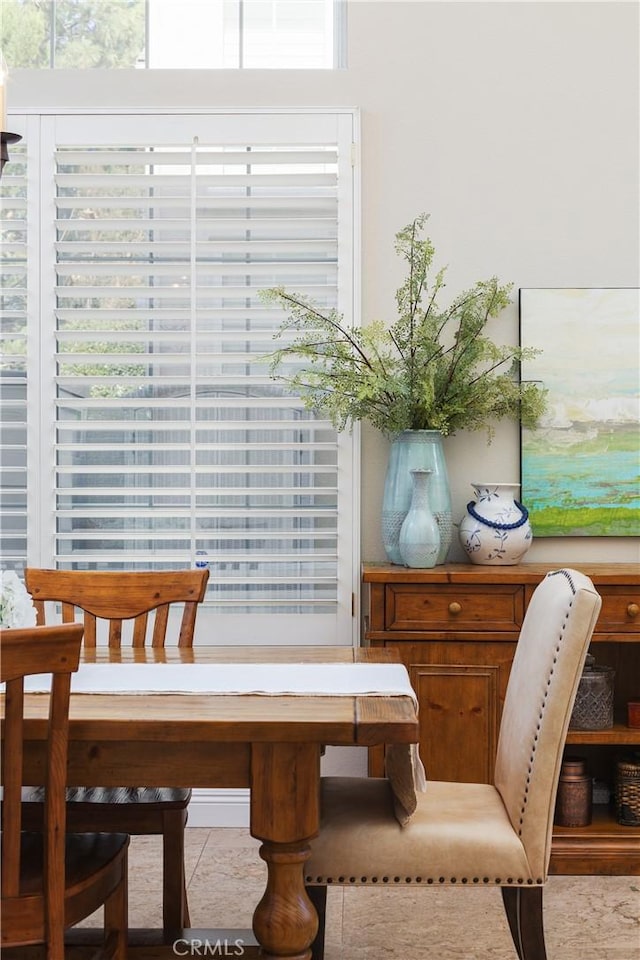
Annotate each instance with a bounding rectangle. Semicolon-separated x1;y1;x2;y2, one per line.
29;111;358;644
0;119;30;573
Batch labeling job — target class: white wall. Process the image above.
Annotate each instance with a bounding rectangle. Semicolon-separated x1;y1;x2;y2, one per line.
11;0;640;568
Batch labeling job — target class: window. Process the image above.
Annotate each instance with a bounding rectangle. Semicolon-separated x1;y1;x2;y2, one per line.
0;134;28;572
1;0;346;69
0;110;359;644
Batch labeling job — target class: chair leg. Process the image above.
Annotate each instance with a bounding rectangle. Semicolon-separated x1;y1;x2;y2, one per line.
305;884;327;960
502;886;547;960
162;808;190;938
104;850;129;960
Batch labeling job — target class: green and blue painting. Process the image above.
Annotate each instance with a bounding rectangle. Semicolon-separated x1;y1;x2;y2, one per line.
520;288;640;537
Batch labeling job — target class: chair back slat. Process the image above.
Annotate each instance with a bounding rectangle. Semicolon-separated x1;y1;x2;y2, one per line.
0;624;83;911
61;602;76;624
108;620;123;648
24;568;209;650
151;604;170;647
178;603;199;647
84;613;97;647
133;612;150;647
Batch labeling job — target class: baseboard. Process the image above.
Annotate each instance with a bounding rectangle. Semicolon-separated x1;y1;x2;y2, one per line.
187;788;250;828
185;747;367;828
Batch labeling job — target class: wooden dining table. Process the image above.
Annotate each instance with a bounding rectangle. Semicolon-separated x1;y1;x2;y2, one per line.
10;645;419;960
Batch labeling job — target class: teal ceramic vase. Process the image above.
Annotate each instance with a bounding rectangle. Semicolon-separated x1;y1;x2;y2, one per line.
381;430;452;565
398;469;440;568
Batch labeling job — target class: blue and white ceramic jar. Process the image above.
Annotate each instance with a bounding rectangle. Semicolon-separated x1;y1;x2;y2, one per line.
459;482;532;565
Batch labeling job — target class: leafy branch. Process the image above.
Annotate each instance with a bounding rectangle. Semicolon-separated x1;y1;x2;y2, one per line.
261;214;547;437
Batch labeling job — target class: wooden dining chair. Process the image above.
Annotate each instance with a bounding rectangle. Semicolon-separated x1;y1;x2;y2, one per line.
304;569;602;960
22;567;210;938
1;622;129;960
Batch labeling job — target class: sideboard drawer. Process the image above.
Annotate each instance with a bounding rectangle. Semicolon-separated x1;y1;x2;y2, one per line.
384;584;524;633
597;586;640;634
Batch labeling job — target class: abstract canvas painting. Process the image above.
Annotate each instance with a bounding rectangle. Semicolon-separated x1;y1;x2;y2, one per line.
519;288;640;537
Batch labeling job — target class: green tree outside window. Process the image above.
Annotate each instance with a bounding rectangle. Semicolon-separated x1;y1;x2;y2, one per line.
1;0;145;69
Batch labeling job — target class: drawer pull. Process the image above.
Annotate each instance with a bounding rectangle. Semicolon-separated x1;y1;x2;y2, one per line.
627;603;639;619
448;601;462;615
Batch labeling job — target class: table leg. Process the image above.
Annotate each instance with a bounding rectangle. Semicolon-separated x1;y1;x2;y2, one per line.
250;742;321;960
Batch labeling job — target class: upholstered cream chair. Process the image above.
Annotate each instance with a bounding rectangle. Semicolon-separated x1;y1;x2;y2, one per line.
305;568;602;960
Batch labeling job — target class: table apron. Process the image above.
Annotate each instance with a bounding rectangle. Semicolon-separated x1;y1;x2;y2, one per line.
22;739;252;788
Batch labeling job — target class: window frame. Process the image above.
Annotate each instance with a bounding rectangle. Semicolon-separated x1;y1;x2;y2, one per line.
4;106;361;646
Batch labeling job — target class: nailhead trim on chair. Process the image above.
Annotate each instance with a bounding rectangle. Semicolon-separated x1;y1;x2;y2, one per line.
305;875;545;885
516;570;575;839
549;568;577;595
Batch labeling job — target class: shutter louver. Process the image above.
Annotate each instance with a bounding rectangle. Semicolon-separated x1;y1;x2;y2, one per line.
52;128;351;623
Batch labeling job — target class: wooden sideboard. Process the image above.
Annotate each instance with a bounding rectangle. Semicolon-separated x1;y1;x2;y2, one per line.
363;562;640;876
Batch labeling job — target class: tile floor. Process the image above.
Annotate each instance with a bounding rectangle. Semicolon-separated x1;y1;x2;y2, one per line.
118;828;640;959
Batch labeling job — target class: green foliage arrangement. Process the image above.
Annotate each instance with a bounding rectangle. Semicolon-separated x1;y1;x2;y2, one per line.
262;213;546;437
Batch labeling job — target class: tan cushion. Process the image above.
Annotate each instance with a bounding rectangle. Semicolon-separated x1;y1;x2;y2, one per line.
306;777;535;886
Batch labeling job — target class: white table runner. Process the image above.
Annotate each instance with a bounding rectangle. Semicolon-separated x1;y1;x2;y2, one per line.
22;661;417;699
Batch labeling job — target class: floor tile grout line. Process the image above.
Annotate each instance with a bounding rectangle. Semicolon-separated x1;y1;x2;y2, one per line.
185;827;212;890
